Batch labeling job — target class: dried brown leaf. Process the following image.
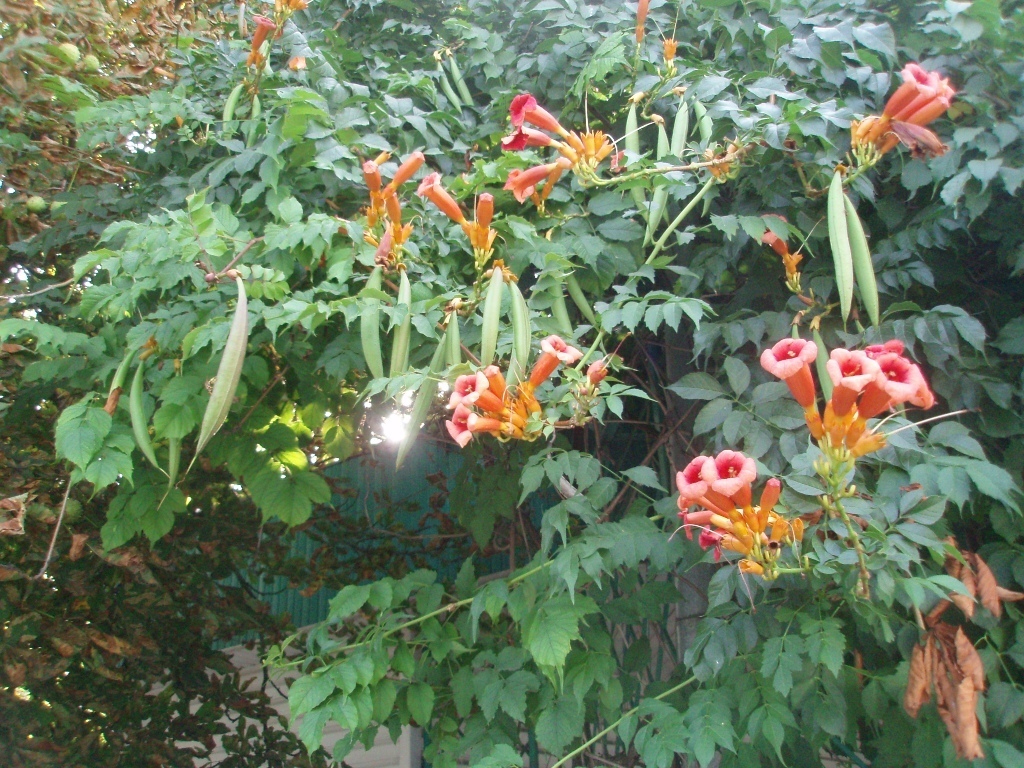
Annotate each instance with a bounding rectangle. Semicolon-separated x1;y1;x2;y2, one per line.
955;628;985;692
87;630;140;657
996;586;1024;602
904;641;932;717
0;494;27;536
953;677;984;760
69;533;88;561
968;553;1001;618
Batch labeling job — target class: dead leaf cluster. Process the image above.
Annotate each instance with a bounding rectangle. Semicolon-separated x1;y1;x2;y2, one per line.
903;541;1024;760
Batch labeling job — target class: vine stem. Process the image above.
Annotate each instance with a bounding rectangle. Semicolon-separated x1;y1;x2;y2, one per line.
821;458;870;599
548;676;697;768
32;481;72;580
333;560;554;655
645;176;718;265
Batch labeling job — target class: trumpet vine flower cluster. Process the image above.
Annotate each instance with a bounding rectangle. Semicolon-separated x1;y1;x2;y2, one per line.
760;338;935;459
852;63;956;161
416;174;497;271
362;151;426;258
676;451;804;580
501;93;616;205
445;335;582;446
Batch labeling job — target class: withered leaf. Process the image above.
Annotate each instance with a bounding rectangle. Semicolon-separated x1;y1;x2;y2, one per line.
968;553;1001;618
69;533;89;561
997;586;1024;602
954;628;985;692
904;641;933;717
87;630;140;657
0;494;27;536
953;677;984;760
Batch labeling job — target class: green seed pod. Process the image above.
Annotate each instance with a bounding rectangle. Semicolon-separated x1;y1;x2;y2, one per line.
56;42;81;65
447;54;473;105
130;361;163;473
827;172;854;323
166;437;181;489
565;274;596;325
625;102;646;213
670;95;689;157
436;60;463;111
396;335;447;469
361;267;385;379
109;348;137;397
250;94;262;121
480;267;505;367
189;277;249;471
693;101;712;144
389;269;413;377
644;123;671;246
844;196;880;328
506;348;524;389
812;328;833;402
26;196;47;214
223;83;245;124
445;312;462;367
549;281;573;337
509;280;532;369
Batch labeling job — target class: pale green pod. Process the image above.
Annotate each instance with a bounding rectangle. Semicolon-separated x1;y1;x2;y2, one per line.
506;348;523;389
549;282;573;337
189;277;248;470
447;54;473;105
827;172;855;323
361;267;385;379
389;269;413;377
445;312;462;368
565;274;597;325
166;437;181;490
509;280;531;368
250;94;261;121
223;83;245;124
844;195;880;328
644;123;671;246
437;60;463;110
812;328;833;402
108;347;137;400
693;101;712;144
670;95;689;156
625;102;646;213
480;268;505;367
395;336;447;469
129;361;163;473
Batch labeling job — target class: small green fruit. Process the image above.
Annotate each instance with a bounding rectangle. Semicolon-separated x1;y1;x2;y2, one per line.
50;200;65;212
81;54;100;73
56;42;81;65
26;196;47;213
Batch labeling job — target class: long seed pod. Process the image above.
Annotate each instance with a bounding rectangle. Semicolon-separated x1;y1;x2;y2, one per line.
237;2;247;36
437;60;463;111
565;273;596;325
670;94;689;156
361;266;385;379
812;328;833;402
445;312;462;367
625;101;646;213
105;347;137;414
644;122;671;246
549;281;573;337
389;269;413;377
250;94;262;121
693;101;712;144
189;276;249;471
395;335;447;469
447;54;473;105
129;362;163;473
222;83;245;124
844;196;880;327
480;267;505;366
507;349;523;389
166;437;181;490
509;280;532;368
245;95;262;147
827;172;855;323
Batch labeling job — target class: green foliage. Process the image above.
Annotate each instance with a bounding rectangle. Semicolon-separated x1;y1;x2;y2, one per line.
5;0;1024;766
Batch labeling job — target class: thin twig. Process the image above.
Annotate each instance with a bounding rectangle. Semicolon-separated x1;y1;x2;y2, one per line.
32;481;72;580
4;278;75;302
217;236;264;276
